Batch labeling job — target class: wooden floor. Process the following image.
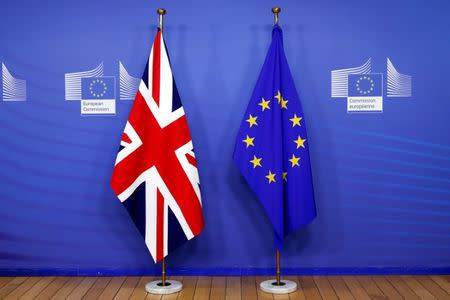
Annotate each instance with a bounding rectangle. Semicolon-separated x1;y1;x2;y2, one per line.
0;275;449;300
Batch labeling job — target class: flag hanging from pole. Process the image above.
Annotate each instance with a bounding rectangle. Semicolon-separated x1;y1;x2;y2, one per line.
233;25;316;249
110;28;204;263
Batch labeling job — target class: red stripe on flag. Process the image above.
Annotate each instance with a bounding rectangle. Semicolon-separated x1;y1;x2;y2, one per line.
121;133;132;144
186;153;197;168
156;189;164;262
152;31;161;106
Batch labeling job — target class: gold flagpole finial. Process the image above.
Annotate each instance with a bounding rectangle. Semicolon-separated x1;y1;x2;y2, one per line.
272;7;281;25
157;8;166;31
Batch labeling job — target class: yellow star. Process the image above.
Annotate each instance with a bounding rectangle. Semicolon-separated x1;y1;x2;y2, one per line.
265;170;276;183
280;98;288;109
274;90;282;104
242;135;255;148
258;98;271;111
282;172;287;181
289;114;302;127
294;135;306;149
249;155;262;168
246;114;258;127
288;154;300;167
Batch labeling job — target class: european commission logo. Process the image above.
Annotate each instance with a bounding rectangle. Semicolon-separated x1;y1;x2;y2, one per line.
64;62;140;116
348;74;383;112
331;58;412;113
80;77;116;115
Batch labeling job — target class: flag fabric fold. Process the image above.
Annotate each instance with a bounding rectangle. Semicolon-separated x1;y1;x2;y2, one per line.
111;29;204;263
233;25;316;249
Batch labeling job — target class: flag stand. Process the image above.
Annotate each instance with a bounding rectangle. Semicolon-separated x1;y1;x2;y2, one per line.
260;249;298;294
145;257;183;294
144;8;183;295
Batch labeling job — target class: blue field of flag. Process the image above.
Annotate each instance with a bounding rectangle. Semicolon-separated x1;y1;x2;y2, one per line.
348;74;382;97
81;77;115;100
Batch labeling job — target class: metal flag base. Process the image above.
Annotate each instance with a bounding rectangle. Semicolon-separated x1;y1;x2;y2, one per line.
145;280;183;295
259;279;297;294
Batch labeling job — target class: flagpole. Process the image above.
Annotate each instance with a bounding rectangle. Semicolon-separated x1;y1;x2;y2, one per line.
145;8;182;295
157;8;166;32
276;249;281;285
259;6;298;295
161;257;166;286
272;7;280;25
156;9;167;289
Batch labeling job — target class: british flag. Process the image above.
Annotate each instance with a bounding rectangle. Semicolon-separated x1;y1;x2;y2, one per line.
111;29;204;263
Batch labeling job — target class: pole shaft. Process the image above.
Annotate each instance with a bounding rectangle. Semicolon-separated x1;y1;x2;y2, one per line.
276;249;281;285
159;14;163;31
162;257;166;285
157;8;166;32
272;7;281;25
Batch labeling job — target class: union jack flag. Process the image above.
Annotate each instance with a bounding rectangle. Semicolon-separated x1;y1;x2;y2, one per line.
111;29;204;263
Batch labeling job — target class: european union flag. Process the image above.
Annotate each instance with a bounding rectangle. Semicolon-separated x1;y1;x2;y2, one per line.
233;25;316;249
81;77;115;100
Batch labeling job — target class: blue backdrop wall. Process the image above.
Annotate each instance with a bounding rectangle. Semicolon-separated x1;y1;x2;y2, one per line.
0;0;449;275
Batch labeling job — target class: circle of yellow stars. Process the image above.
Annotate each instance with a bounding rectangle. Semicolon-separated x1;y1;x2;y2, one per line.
242;90;307;184
356;75;374;95
89;79;107;98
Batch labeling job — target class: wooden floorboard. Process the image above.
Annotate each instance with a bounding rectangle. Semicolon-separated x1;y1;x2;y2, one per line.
430;275;450;294
341;276;370;300
81;277;112;300
313;276;337;300
297;276;322;300
97;276;126;300
66;277;98;300
355;275;387;299
51;276;85;299
209;276;226;300
400;275;437;299
241;276;257;300
129;276;154;300
193;276;212;300
177;276;197;300
1;275;449;299
384;276;420;299
161;276;183;300
3;277;41;300
286;276;306;300
327;276;355;300
255;276;273;300
371;276;403;300
18;276;55;299
0;277;15;290
225;277;240;300
113;276;140;300
414;275;449;299
0;277;29;299
35;277;70;300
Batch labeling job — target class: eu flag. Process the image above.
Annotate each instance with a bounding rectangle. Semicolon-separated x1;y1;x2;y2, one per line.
233;25;316;249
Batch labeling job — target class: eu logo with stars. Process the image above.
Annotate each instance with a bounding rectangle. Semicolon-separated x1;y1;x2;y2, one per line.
347;73;383;113
80;76;116;115
81;77;115;100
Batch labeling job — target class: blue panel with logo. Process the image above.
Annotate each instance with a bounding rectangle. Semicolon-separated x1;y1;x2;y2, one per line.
348;74;382;97
0;0;449;275
81;77;115;100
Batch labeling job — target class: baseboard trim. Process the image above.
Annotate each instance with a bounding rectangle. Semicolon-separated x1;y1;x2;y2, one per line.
1;267;449;276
